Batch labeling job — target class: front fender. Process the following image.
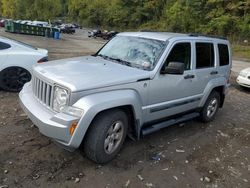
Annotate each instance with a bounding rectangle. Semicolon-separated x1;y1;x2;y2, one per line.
199;77;227;107
69;89;143;148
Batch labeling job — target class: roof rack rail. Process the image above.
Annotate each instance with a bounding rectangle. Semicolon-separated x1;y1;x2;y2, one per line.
189;33;227;40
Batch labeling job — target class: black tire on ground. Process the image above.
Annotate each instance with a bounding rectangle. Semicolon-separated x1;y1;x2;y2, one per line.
83;109;128;164
200;91;220;122
0;67;31;92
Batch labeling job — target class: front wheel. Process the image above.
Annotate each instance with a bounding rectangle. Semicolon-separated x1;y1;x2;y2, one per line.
0;67;31;92
83;109;128;164
200;91;220;122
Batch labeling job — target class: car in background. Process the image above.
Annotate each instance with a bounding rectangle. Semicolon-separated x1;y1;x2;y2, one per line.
237;68;250;88
0;19;5;27
60;24;76;34
0;36;48;92
101;31;119;40
88;30;119;40
88;29;102;38
72;23;82;29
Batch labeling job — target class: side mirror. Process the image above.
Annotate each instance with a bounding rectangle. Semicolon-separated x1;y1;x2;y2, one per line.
161;62;185;75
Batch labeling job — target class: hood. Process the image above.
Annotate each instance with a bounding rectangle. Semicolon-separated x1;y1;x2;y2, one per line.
34;56;150;92
241;67;250;73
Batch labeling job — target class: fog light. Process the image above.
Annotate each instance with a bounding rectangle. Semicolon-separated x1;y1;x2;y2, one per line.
70;122;78;135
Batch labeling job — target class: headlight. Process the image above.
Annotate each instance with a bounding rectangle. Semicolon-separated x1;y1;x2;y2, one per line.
53;86;69;112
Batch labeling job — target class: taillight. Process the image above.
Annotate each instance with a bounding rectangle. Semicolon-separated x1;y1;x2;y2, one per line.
37;57;48;63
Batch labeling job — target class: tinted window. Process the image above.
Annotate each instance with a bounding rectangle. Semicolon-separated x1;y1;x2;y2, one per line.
0;42;11;50
165;43;191;70
218;44;229;66
196;43;214;68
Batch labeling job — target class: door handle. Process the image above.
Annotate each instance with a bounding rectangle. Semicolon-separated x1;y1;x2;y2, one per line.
184;74;195;79
210;71;218;75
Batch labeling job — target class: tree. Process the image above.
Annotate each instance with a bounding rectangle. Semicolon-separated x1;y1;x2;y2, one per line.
0;0;249;41
0;0;18;18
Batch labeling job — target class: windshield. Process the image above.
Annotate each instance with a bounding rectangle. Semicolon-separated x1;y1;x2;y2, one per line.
97;36;167;71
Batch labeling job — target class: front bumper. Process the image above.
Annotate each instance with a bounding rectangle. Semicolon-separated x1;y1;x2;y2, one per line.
19;83;79;149
237;75;250;88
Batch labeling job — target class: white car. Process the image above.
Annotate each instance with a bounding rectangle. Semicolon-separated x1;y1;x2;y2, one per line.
0;36;48;91
237;67;250;88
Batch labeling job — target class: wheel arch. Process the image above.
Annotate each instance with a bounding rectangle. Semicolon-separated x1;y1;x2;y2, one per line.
69;90;143;148
199;77;227;108
212;86;225;107
0;66;31;80
0;65;31;73
81;104;137;141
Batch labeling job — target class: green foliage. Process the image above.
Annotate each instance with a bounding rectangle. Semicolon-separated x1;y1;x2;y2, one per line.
0;0;62;20
0;0;249;41
232;44;250;60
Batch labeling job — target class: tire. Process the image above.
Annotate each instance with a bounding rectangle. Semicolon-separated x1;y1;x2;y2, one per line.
0;67;31;92
200;91;220;122
83;109;128;164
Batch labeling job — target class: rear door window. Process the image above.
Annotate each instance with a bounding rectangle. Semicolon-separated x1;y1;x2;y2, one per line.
0;42;11;50
218;44;229;66
196;43;214;69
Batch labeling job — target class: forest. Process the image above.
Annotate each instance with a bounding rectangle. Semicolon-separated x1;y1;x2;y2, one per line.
0;0;249;41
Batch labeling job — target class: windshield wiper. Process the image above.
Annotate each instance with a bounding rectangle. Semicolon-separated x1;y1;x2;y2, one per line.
97;54;132;67
108;57;132;67
96;54;110;60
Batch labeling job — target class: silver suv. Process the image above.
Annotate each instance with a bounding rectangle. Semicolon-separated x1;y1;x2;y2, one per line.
19;32;231;163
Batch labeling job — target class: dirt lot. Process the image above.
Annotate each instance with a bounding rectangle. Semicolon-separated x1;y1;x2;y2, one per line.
0;29;250;188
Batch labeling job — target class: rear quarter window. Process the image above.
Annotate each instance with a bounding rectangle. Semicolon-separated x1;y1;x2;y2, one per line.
0;42;11;50
218;44;229;66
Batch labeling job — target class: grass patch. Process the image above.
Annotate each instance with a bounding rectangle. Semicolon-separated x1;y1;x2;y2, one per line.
232;44;250;61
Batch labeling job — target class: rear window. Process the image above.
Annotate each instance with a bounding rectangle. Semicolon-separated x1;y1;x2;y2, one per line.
0;42;11;50
0;36;37;50
196;43;214;69
218;44;229;66
13;40;37;50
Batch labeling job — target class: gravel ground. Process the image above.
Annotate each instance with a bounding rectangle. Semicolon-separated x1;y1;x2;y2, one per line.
0;28;250;188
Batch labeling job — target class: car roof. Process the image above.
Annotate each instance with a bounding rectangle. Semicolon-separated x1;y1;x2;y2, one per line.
118;32;186;41
118;32;228;42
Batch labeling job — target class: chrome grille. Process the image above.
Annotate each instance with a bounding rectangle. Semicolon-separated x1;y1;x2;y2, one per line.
32;77;53;108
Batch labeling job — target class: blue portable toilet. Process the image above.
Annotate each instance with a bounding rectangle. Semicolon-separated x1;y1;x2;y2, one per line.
54;31;60;39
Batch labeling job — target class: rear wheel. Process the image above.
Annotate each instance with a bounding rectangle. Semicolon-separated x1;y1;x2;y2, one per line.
200;91;220;122
0;67;31;92
83;109;128;164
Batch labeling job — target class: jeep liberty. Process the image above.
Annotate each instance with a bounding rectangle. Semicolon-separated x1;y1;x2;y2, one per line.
20;32;232;163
